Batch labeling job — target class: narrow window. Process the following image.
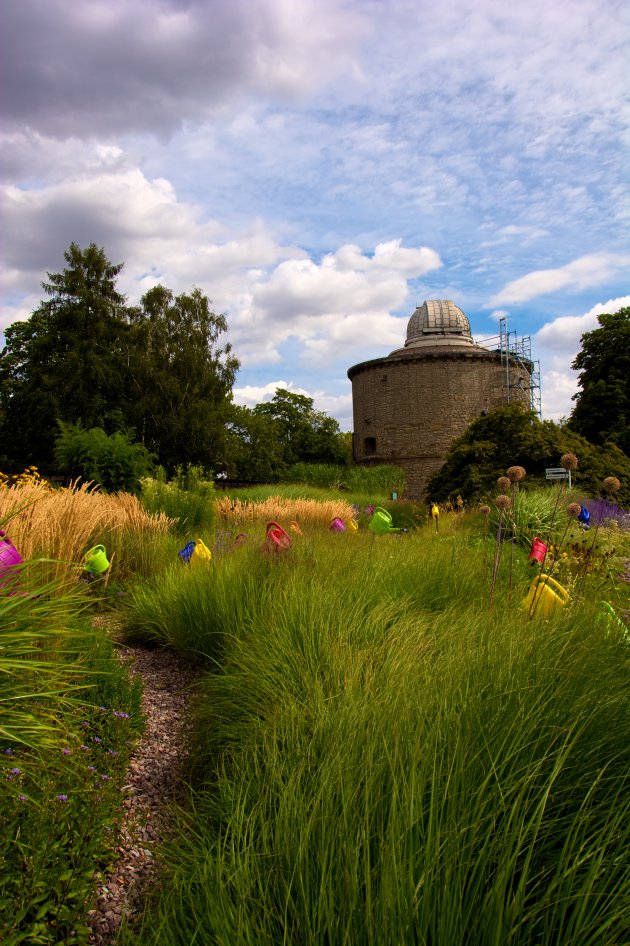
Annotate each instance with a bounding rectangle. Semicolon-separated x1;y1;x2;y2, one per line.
364;436;376;455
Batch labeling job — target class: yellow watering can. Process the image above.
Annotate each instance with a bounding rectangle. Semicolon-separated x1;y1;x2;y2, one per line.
522;574;569;619
368;507;400;535
190;539;212;565
84;545;110;576
347;518;359;533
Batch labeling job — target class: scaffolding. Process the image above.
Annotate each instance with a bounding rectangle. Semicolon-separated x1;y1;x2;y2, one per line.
475;317;542;418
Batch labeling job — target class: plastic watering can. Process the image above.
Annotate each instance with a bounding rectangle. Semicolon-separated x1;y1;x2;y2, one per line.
522;574;569;619
347;518;359;533
190;539;212;565
368;507;400;536
234;533;249;546
288;520;303;536
0;529;23;589
528;537;547;564
178;541;196;564
265;521;292;552
84;544;110;576
578;504;590;527
598;601;629;639
329;517;346;532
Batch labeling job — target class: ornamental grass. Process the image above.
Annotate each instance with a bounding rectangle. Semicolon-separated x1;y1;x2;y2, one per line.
214;494;356;529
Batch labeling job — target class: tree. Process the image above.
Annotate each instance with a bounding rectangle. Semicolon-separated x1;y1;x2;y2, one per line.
126;285;239;472
0;243;131;467
253;389;348;467
427;402;630;506
54;421;154;494
568;307;630;456
224;404;287;482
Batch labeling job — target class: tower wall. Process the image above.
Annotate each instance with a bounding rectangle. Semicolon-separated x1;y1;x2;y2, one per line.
348;348;532;499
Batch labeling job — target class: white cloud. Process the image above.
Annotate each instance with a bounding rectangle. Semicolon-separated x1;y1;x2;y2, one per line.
489;253;630;305
534;295;630;421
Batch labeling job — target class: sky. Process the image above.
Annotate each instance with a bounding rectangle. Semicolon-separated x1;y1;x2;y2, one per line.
1;0;628;432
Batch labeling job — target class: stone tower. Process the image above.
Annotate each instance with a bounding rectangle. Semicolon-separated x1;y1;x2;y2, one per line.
347;300;533;499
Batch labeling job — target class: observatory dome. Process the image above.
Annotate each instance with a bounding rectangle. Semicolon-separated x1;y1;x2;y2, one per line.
393;300;474;352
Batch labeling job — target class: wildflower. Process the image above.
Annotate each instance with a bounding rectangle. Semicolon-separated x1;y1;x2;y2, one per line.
506;465;526;482
113;711;130;719
100;774;111;781
4;749;13;756
495;495;512;510
56;794;68;802
567;502;582;517
80;745;90;751
603;476;621;496
93;737;101;743
61;748;71;756
10;768;21;776
561;453;578;471
18;795;27;802
497;476;511;494
107;750;119;756
88;766;97;772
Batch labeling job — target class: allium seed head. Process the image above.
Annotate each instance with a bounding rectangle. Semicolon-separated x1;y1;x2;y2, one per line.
506;465;526;482
497;476;511;493
567;502;582;518
479;505;491;516
495;495;512;510
561;453;578;471
603;476;621;496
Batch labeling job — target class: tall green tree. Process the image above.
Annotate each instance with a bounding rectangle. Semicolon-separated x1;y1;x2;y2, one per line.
254;389;348;466
0;243;130;467
568;306;630;456
126;285;239;472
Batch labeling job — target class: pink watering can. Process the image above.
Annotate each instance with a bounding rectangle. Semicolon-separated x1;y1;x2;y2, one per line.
329;517;346;532
528;537;547;564
0;529;23;589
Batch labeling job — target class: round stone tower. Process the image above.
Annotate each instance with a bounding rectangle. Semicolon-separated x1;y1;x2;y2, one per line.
347;300;533;499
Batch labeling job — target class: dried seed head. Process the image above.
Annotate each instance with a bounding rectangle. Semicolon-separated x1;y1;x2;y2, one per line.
602;476;621;495
560;453;578;471
497;476;511;493
495;494;512;510
479;505;491;516
567;502;582;518
506;465;526;482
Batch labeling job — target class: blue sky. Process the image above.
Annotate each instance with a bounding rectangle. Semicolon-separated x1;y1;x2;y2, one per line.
1;0;628;431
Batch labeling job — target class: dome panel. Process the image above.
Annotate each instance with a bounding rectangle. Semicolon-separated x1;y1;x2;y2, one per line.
405;300;473;347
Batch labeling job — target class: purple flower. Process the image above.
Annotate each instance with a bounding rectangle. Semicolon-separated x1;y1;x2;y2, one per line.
18;794;27;802
99;706;108;712
93;737;101;744
100;774;111;781
56;794;68;802
10;768;21;775
88;766;97;772
113;710;130;719
81;721;90;727
107;750;119;756
4;749;13;756
62;748;71;756
80;745;90;751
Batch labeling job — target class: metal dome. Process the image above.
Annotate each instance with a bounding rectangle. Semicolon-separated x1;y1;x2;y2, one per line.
401;300;474;350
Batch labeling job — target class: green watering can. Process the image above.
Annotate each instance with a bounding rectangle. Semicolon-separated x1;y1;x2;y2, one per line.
84;544;110;576
368;507;400;536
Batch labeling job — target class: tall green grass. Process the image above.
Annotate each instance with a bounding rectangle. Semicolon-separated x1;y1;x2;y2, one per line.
121;527;630;945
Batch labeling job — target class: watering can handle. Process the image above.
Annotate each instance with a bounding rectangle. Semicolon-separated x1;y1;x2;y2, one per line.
536;575;570;604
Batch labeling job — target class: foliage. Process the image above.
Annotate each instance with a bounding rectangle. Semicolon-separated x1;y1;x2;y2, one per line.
126;285;239;472
223;404;287;482
0;243;131;469
0;578;143;945
253;389;349;467
282;461;405;495
54;421;154;494
140;466;216;536
568;306;630;456
427;402;630;505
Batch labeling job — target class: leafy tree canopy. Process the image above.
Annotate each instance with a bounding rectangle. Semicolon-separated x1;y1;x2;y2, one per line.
254;389;348;467
568;306;630;456
427;402;630;507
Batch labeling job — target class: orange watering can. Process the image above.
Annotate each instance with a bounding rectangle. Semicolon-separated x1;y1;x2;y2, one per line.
288;520;303;536
368;507;400;536
522;574;569;619
528;537;547;564
84;544;110;576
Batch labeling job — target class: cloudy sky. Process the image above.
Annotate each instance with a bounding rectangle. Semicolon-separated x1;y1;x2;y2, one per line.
1;0;628;431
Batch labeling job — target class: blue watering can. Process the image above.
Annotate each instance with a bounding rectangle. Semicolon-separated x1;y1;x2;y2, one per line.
178;541;196;564
578;504;590;528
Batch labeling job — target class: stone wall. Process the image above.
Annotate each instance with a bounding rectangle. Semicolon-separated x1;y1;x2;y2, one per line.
348;348;532;499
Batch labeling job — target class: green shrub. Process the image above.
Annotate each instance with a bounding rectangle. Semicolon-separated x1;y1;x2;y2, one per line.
140;465;216;535
54;421;154;494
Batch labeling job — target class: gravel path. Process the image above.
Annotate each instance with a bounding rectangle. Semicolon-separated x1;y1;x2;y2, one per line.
87;644;199;945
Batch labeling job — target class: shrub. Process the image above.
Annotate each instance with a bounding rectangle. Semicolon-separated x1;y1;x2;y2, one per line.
54;422;154;494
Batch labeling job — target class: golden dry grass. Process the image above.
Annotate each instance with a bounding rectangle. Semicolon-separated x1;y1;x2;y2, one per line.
214;494;356;529
0;481;174;585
